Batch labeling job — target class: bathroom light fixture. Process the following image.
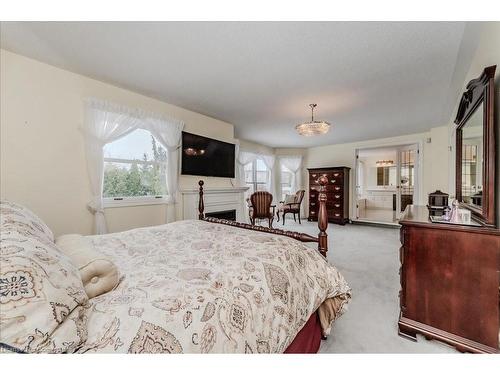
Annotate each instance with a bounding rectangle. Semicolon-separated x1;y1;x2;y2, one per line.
376;160;394;166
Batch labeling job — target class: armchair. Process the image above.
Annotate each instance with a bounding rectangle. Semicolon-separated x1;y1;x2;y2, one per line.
277;190;305;225
247;191;275;228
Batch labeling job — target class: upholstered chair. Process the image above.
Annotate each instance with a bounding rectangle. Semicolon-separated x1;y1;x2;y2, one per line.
277;190;305;225
248;191;275;228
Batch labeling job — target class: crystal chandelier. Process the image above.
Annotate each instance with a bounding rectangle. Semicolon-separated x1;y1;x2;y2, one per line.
295;104;331;136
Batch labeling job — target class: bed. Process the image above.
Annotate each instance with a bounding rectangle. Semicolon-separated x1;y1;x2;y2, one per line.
0;177;351;353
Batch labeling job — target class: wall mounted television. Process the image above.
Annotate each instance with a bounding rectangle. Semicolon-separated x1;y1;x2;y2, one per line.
181;131;235;178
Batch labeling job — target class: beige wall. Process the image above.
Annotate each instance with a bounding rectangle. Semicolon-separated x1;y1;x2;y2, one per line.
238;139;274;155
305;127;450;219
0;49;235;236
239;140;308;158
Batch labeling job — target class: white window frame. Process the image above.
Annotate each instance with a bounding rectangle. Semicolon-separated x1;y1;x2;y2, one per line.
102;152;168;208
244;159;269;194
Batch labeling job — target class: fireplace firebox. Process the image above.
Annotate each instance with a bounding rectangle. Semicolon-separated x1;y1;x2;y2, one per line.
205;209;237;221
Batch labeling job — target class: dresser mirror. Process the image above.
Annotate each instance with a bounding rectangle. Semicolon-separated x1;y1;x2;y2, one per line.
460;102;483;207
455;65;496;226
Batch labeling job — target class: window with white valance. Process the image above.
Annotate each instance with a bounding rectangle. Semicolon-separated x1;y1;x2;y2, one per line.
82;98;184;234
280;168;294;200
235;149;278;203
244;159;270;195
277;155;303;217
278;156;303;199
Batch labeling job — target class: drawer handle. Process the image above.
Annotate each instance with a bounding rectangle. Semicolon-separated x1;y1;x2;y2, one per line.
335;187;340;191
310;211;316;215
310;203;316;206
335;195;340;199
312;174;317;178
331;179;336;183
333;173;339;177
334;213;340;217
335;204;340;208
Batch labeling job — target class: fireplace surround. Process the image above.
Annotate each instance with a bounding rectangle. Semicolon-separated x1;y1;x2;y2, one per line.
179;185;248;222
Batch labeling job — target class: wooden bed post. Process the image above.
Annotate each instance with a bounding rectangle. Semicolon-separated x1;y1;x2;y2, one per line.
317;175;328;257
198;180;205;219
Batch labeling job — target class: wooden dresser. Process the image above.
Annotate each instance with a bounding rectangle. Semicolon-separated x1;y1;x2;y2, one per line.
399;205;500;353
307;167;350;225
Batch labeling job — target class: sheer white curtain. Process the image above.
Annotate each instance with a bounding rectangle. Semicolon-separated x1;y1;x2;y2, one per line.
235;146;280;203
145;115;185;206
260;154;279;204
279;156;303;194
236;150;259;187
82;99;143;234
82;98;184;234
279;155;303;217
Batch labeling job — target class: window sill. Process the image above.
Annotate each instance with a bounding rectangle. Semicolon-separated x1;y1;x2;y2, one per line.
103;197;170;209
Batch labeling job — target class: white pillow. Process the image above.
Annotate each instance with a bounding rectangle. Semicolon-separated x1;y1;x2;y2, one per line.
55;234;119;299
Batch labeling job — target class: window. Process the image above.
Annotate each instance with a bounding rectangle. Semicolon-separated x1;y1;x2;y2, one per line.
399;149;415;195
461;144;478;199
244;159;269;195
280;168;293;200
103;129;167;204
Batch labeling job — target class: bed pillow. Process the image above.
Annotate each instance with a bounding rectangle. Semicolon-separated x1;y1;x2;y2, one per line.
0;206;88;353
56;234;120;299
0;201;54;244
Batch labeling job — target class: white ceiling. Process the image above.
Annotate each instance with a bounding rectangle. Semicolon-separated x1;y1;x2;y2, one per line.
0;22;479;148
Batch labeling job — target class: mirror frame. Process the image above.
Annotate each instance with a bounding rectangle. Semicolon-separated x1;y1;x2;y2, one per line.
454;65;496;227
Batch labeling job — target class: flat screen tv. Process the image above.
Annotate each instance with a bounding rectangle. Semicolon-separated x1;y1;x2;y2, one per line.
181;132;235;178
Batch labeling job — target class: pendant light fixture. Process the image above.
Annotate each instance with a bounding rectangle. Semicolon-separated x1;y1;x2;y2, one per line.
295;104;331;136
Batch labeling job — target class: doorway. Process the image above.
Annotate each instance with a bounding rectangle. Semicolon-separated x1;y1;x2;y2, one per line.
354;144;420;225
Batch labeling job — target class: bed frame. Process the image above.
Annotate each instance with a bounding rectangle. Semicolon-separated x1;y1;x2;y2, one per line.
197;175;330;257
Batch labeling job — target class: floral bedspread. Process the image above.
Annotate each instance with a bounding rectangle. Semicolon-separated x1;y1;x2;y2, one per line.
77;220;351;353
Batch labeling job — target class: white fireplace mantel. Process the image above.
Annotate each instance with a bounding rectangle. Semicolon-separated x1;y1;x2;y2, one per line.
179;186;249;222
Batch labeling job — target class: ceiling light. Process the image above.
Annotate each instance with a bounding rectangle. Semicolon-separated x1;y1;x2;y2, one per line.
295;104;331;136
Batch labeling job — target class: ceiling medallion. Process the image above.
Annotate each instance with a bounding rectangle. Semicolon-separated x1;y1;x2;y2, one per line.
295;104;331;136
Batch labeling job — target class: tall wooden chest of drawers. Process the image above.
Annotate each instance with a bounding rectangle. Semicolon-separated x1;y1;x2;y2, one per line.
307;167;350;225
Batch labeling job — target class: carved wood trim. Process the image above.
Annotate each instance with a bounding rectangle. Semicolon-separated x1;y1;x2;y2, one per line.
454;65;497;227
197;179;329;257
454;66;496;126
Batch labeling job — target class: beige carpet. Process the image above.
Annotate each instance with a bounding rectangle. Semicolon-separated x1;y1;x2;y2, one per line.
273;218;456;353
